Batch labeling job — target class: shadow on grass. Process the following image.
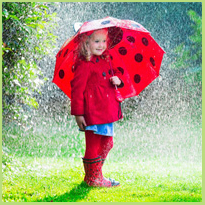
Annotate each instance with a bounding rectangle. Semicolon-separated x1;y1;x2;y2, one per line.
37;181;94;202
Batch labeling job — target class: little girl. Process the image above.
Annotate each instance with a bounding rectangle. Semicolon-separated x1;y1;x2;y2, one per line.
70;28;123;187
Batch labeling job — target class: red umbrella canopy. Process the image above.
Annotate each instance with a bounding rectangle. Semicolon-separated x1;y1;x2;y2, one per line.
53;16;165;99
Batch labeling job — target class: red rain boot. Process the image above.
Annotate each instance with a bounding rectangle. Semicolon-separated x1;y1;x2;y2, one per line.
82;157;120;187
82;156;101;182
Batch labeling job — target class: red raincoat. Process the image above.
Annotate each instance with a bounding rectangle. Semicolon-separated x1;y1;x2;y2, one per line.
71;55;123;126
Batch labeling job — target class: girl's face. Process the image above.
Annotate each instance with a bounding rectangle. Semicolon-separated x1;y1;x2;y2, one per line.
87;29;108;56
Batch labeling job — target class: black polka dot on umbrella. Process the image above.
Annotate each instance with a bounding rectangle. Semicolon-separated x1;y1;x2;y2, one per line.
142;37;149;46
127;36;135;43
110;55;113;60
135;53;143;62
58;50;63;57
101;20;111;25
108;69;116;75
59;70;65;79
119;47;127;55
150;57;155;66
117;67;124;75
118;82;124;88
74;36;80;43
63;49;69;57
134;74;141;83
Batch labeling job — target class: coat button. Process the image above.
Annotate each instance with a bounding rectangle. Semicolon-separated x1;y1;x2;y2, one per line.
96;58;99;63
102;72;106;77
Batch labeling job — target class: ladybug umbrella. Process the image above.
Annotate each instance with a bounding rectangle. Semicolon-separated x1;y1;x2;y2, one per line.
53;16;165;100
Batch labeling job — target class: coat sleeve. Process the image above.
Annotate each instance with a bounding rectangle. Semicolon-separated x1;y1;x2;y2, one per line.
70;62;90;116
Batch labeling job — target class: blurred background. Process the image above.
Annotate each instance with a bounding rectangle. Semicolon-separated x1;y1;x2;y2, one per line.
2;2;202;165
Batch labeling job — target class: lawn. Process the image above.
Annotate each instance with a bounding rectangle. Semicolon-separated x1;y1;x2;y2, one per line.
2;114;202;202
2;157;202;202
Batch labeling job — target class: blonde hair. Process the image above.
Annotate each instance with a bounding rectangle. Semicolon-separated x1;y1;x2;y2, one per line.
73;28;110;65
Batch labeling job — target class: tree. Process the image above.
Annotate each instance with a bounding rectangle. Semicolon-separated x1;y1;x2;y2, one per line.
2;2;57;123
171;10;202;84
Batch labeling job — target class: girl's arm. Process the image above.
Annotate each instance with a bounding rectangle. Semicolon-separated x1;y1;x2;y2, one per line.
75;116;87;131
110;66;124;88
110;76;121;86
71;62;90;116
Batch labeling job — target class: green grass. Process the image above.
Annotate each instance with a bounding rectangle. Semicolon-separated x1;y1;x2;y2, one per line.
2;114;202;202
2;157;202;202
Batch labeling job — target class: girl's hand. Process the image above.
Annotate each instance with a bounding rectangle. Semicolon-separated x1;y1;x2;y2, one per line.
75;116;87;131
110;76;121;86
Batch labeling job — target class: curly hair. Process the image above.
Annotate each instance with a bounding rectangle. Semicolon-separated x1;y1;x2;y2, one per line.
73;28;110;65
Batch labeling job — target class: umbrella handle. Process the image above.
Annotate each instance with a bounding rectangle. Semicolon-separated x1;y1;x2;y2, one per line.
109;58;115;76
115;89;124;102
109;58;124;102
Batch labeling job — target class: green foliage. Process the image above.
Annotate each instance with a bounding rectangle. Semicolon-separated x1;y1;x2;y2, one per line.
172;10;202;70
2;2;57;123
171;10;202;84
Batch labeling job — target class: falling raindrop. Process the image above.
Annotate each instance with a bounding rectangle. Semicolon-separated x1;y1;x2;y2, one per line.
2;3;202;194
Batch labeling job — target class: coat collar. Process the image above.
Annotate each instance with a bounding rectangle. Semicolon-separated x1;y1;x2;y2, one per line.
90;55;103;64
